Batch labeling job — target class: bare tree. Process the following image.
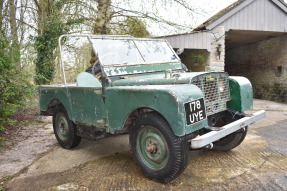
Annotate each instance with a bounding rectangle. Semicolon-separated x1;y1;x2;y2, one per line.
9;0;20;64
0;0;201;84
93;0;111;34
90;0;203;36
0;0;4;34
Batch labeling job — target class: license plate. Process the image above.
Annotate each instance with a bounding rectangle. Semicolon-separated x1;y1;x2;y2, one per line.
184;98;206;125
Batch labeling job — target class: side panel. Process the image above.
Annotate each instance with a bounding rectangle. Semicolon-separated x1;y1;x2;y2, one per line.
39;86;73;117
106;84;207;136
227;76;253;111
39;86;106;127
68;87;106;126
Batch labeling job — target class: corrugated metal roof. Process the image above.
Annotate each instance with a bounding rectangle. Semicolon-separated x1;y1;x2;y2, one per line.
194;0;247;31
161;0;287;50
194;0;287;31
164;31;212;50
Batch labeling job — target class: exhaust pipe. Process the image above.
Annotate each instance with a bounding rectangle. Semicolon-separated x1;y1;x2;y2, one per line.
204;143;213;150
190;142;213;150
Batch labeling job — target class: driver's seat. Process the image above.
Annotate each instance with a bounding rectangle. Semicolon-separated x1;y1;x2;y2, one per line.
76;72;102;87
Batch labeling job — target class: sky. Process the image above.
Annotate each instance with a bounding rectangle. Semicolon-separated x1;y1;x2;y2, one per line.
188;0;239;25
147;0;238;36
145;0;287;36
112;0;240;36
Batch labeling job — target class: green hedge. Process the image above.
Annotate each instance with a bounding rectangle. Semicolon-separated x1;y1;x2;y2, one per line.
0;37;33;131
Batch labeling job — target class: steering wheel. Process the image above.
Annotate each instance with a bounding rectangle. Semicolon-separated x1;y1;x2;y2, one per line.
91;61;101;75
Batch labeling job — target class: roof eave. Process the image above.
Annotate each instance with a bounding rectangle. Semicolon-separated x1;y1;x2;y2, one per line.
205;0;255;30
194;0;287;32
271;0;287;13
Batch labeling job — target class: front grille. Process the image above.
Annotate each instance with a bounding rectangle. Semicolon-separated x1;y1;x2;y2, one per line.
191;73;230;116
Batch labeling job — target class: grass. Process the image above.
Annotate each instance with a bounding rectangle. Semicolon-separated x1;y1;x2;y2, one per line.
0;176;13;191
19;120;44;127
0;176;12;182
0;137;8;148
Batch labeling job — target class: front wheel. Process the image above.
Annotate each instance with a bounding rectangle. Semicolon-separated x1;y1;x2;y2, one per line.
213;126;248;151
53;106;81;149
129;112;189;183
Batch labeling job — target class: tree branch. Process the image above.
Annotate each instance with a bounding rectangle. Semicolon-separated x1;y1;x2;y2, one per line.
93;0;191;30
33;0;41;13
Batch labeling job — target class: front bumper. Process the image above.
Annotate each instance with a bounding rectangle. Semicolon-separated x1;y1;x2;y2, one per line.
190;110;266;149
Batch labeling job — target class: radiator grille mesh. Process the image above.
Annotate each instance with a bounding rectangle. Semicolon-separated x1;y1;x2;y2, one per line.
191;73;230;116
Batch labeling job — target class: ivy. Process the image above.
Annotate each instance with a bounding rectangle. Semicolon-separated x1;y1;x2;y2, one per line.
256;83;287;103
114;17;150;38
34;1;68;85
125;17;150;38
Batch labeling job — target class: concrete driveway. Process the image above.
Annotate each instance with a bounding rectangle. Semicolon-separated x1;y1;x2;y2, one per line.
4;99;287;191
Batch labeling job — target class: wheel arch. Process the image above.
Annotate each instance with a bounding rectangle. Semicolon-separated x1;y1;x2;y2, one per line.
123;107;171;132
43;98;72;118
106;85;206;136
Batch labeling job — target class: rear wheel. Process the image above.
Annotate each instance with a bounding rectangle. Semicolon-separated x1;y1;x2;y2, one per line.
53;106;81;149
129;112;189;183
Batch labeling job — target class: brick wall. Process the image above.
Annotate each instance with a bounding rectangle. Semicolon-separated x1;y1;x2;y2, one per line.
206;26;225;72
179;26;226;72
225;34;287;102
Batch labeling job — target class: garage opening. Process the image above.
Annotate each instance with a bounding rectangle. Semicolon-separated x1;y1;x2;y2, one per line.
224;30;287;102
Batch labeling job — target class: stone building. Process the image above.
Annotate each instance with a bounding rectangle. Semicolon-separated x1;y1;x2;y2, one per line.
164;0;287;102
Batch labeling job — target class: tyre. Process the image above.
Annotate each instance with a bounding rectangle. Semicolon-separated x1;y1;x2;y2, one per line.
213;126;248;151
129;112;189;183
53;106;81;149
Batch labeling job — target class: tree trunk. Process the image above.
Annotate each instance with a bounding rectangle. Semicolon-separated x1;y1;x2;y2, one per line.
9;0;20;65
9;0;18;44
36;0;47;35
93;0;112;34
0;0;4;34
90;0;112;66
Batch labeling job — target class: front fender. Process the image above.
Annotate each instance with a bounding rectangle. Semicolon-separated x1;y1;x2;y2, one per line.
106;84;207;136
227;76;253;111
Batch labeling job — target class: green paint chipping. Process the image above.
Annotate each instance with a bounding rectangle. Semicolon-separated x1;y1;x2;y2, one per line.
227;77;253;111
104;61;182;76
106;84;207;136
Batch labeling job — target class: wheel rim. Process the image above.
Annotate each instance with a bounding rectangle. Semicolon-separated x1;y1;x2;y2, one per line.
137;126;169;170
55;113;69;141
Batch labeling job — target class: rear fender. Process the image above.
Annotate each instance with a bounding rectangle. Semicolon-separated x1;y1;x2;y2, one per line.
39;86;73;118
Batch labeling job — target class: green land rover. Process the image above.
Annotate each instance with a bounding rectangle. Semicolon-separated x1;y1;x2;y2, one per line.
39;35;265;182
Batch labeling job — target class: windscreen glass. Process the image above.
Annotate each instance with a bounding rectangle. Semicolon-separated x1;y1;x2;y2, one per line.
134;40;177;62
90;38;178;65
91;39;144;65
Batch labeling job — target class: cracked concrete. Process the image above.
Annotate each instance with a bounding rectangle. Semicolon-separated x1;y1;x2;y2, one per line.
0;122;56;178
2;99;287;190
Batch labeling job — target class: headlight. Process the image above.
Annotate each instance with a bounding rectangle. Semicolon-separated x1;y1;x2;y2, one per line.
219;80;225;93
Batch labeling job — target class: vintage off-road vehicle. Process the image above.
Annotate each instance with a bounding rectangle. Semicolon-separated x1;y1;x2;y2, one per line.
39;34;265;182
